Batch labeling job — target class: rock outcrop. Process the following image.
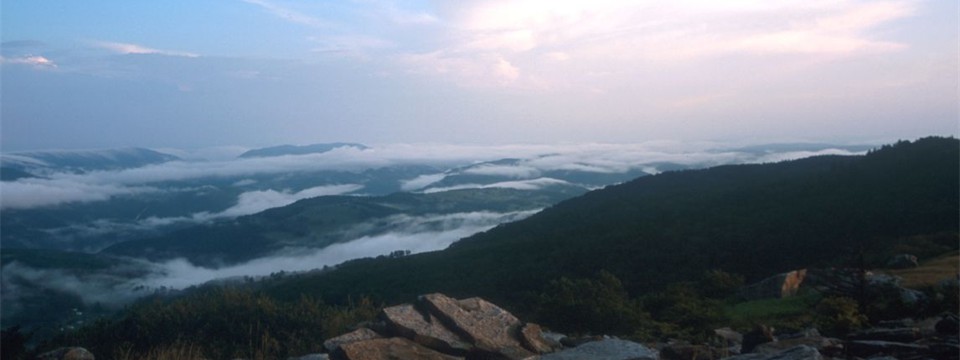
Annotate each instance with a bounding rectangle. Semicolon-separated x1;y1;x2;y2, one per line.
324;293;657;360
740;270;807;300
36;347;95;360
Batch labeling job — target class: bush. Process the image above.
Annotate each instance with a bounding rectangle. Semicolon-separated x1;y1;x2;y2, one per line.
534;271;651;336
815;296;867;336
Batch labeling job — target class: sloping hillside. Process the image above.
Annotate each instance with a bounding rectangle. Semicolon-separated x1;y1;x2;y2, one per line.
262;137;958;307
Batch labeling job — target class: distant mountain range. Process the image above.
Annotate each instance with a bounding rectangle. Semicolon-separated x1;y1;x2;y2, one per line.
1;147;180;176
238;143;369;158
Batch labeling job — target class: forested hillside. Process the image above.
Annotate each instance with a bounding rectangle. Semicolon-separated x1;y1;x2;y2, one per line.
263;137;958;306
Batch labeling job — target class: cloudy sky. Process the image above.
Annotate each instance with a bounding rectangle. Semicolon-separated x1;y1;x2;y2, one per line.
2;0;956;151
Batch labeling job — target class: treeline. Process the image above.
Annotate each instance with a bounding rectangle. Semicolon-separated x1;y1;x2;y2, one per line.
21;288;380;360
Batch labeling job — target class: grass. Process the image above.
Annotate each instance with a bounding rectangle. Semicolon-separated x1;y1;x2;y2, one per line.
724;293;820;330
884;252;958;289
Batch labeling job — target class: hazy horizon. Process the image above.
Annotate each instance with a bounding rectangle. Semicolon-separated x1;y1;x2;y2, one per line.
2;1;957;151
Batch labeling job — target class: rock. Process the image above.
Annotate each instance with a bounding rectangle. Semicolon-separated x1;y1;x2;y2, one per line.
518;323;562;354
660;340;721;360
324;328;384;352
752;336;842;358
381;303;472;355
288;354;329;360
876;318;915;329
541;338;658;360
936;313;960;335
845;340;928;359
715;327;744;344
742;325;777;353
886;254;919;269
723;345;822;360
419;293;535;360
741;270;808;300
847;327;920;342
37;347;95;360
332;337;464;360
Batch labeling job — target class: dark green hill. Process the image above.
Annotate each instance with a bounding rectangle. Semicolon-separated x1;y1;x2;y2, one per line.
101;186;584;266
261;137;959;307
238;143;368;158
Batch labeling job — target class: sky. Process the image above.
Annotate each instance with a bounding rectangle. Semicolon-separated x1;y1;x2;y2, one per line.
1;0;957;151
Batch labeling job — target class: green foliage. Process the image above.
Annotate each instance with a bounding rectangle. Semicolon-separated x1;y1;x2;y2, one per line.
725;293;819;332
815;296;868;336
641;283;726;341
698;270;745;299
534;271;651;336
46;288;380;359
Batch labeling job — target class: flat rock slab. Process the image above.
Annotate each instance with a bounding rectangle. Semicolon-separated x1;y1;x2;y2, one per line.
541;339;658;360
382;303;472;354
334;337;464;360
324;328;384;352
724;345;822;360
420;293;535;359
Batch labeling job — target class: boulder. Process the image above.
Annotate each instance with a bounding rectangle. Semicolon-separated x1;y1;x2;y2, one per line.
886;254;919;269
845;340;928;359
660;341;722;360
324;328;384;353
419;293;535;359
518;323;562;354
288;354;329;360
541;338;658;360
36;347;95;360
751;336;842;358
723;345;822;360
741;270;807;300
741;325;777;353
714;327;744;345
935;313;959;335
381;303;472;355
847;327;920;342
332;337;464;360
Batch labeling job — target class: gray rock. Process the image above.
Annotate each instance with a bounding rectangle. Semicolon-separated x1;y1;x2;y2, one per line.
518;323;562;354
847;327;920;342
935;313;959;335
723;345;822;360
381;303;472;355
288;354;329;360
886;254;919;269
845;340;928;359
332;337;464;360
715;327;744;344
541;339;658;360
323;328;384;352
37;347;95;360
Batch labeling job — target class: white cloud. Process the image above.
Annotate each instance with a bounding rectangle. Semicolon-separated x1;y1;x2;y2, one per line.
463;164;541;178
0;179;157;210
209;184;363;219
94;41;199;57
0;55;57;68
242;0;329;28
400;173;447;191
394;0;918;90
422;177;572;193
0;142;871;210
141;209;540;289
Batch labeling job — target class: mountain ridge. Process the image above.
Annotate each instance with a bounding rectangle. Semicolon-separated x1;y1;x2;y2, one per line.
259;137;958;308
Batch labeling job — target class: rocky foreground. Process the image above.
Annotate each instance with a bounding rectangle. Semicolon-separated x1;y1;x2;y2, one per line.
40;290;958;360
